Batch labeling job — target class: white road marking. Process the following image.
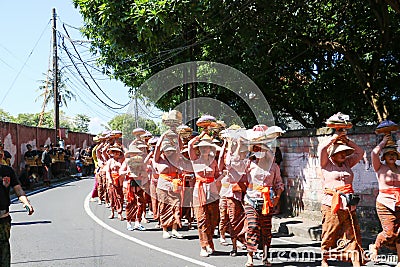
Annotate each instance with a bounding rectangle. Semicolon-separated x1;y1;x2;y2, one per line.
83;193;216;267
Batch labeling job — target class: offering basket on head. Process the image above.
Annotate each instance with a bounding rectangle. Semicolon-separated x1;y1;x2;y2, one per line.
162;110;183;131
132;128;146;138
375;120;399;147
177;124;193;139
196;115;218;133
325;112;353;131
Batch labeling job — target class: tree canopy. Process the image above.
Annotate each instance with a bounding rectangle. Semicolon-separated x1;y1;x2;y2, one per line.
2;110;91;133
73;0;400;128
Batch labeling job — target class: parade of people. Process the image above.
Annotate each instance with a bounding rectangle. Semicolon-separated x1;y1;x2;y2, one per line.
3;108;400;267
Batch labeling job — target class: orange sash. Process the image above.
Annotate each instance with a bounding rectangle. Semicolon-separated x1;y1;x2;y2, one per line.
126;179;134;202
159;173;182;193
196;176;215;206
111;171;119;186
247;184;273;215
380;188;400;203
324;184;354;214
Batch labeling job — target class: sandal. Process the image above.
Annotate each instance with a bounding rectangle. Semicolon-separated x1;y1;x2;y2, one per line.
245;262;253;267
262;260;272;267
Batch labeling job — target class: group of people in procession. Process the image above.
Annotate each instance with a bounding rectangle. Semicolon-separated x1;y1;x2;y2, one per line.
86;110;400;267
89;111;284;267
0;110;398;267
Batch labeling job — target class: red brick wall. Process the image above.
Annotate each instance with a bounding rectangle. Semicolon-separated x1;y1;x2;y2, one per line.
0;121;94;172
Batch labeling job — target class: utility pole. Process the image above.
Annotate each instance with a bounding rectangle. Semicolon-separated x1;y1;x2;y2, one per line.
52;8;60;144
134;88;139;128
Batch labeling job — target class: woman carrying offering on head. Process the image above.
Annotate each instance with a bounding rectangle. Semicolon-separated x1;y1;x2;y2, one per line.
319;130;365;267
104;144;125;221
153;132;185;239
370;134;400;267
120;144;147;231
244;140;283;267
188;131;222;257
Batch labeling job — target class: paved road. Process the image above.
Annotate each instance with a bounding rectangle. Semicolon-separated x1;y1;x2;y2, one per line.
9;178;397;267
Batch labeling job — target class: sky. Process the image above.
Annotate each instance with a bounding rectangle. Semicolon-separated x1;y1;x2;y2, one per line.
0;1;150;134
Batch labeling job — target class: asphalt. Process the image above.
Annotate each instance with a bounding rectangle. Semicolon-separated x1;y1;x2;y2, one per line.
14;175;379;248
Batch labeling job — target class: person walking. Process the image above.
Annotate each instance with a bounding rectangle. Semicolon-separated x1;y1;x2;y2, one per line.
243;141;284;267
120;144;147;231
0;163;34;266
370;134;400;267
319;130;365;267
104;144;125;221
153;133;185;239
41;144;52;187
188;132;222;257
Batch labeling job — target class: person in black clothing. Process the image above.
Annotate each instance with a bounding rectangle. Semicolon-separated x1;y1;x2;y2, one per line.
18;165;35;190
41;144;52;187
64;145;72;173
0;164;34;266
0;142;12;166
75;148;83;177
24;144;37;159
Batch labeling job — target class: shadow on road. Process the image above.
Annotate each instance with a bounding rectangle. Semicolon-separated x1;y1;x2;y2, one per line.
12;254;117;264
12;220;52;226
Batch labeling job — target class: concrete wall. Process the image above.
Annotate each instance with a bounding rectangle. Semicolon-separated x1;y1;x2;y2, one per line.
0;121;94;172
278;126;399;232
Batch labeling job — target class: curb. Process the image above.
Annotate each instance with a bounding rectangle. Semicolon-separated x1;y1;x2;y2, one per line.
272;216;322;240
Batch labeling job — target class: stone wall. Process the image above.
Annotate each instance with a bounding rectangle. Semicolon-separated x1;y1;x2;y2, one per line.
277;126;399;232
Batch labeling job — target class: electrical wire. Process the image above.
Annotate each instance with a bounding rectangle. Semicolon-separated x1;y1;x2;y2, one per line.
62;25;131;107
64;76;118;120
0;19;51;105
61;62;123;116
61;39;131;110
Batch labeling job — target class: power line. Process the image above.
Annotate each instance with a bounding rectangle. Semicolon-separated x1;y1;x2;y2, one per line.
0;19;51;105
61;24;131;107
60;39;131;110
60;62;123;116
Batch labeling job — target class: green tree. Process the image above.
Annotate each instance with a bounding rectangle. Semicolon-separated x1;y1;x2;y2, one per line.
73;0;400;127
13;110;73;130
36;69;76;110
0;109;14;122
71;114;90;133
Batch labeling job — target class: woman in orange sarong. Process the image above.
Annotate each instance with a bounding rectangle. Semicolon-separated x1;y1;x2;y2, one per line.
154;132;190;239
370;135;400;267
104;144;125;221
188;132;222;257
120;144;147;231
218;137;248;256
244;142;284;267
319;131;365;267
